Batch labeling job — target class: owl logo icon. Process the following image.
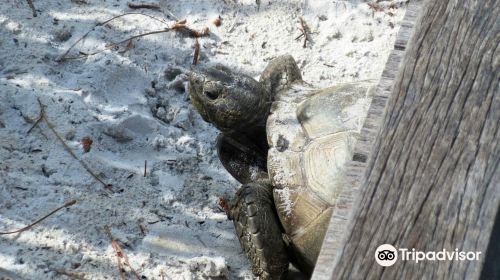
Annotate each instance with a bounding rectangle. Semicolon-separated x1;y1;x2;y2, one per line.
375;244;398;266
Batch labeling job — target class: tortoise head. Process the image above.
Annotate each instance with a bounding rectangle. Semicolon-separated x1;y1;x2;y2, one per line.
188;65;270;133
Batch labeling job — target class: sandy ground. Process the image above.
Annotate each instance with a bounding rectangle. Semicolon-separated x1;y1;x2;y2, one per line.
0;0;407;279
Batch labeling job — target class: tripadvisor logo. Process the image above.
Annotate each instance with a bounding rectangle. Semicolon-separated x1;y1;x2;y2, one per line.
375;244;397;266
375;244;482;267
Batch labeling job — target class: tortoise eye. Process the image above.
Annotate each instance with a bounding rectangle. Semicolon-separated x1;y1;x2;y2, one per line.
204;90;219;100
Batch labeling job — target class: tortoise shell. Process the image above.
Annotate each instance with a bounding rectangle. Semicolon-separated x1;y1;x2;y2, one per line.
266;81;374;270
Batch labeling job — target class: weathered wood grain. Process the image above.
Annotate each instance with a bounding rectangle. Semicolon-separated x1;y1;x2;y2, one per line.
394;4;420;51
312;2;423;279
328;0;499;279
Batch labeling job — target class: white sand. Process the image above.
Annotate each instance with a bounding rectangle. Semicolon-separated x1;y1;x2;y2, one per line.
0;0;407;279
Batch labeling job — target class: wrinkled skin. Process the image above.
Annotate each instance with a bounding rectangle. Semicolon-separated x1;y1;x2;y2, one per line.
188;65;271;134
188;56;303;279
188;64;271;184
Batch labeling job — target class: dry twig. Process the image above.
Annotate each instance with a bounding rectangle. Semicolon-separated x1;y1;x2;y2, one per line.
367;2;384;12
127;2;161;10
193;38;201;65
105;226;141;280
30;99;112;190
27;110;44;134
0;200;77;235
58;17;209;61
138;220;147;235
295;17;312;48
367;2;384;17
56;13;170;62
170;20;210;38
26;0;37;17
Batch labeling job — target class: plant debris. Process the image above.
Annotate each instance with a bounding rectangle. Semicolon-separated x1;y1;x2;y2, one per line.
127;2;161;10
81;136;93;153
29;99;112;190
57;16;209;62
0;200;77;235
213;16;222;27
105;226;142;280
193;38;201;65
295;16;312;48
26;0;37;17
217;197;231;218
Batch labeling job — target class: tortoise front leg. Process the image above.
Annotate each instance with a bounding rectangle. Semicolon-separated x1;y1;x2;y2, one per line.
216;133;268;185
229;183;289;280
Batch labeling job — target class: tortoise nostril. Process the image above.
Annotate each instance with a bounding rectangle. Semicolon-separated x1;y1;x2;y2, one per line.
205;90;219;100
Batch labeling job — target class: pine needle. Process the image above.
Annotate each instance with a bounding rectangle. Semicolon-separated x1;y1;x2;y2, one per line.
0;200;77;235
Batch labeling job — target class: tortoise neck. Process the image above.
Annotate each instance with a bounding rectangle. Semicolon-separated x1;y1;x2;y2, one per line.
230;122;268;152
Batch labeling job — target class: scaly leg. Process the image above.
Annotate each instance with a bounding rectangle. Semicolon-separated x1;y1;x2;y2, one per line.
229;183;289;280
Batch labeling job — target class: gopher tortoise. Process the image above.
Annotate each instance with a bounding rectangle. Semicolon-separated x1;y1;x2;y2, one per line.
188;55;373;279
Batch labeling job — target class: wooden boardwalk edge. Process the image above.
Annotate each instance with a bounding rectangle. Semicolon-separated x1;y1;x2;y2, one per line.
311;1;423;279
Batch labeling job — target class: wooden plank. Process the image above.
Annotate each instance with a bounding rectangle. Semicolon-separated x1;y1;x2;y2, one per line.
394;3;420;50
311;2;423;279
331;0;500;279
